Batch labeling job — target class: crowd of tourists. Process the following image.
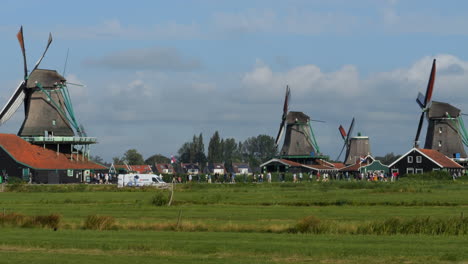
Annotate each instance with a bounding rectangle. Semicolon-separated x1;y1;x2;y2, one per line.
168;170;401;184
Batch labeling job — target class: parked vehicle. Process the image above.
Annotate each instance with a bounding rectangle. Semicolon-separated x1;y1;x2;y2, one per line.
117;173;167;188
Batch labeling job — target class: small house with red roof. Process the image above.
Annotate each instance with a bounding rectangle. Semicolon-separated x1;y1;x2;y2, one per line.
231;163;252;175
181;163;200;175
205;163;225;175
388;148;464;176
260;158;340;174
0;134;107;183
114;164;153;174
154;163;174;174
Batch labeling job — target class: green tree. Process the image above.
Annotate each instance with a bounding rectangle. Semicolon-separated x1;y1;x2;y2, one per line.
123;149;145;165
178;142;192;163
375;152;401;165
177;133;207;165
208;131;223;163
112;156;124;165
223;138;238;170
241;135;277;168
145;154;170;165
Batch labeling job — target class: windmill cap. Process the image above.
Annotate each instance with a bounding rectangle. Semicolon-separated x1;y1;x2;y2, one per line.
286;111;310;123
26;69;66;89
427;101;460;118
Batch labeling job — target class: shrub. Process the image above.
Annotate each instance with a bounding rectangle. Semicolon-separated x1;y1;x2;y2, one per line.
29;214;61;229
295;215;322;233
150;192;169;206
83;215;116;230
0;212;61;229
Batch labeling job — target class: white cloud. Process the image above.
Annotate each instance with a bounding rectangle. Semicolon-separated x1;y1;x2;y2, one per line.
84;46;201;71
54;19;201;40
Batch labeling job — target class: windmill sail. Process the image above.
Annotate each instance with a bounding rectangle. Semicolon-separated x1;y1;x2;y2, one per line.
0;81;26;124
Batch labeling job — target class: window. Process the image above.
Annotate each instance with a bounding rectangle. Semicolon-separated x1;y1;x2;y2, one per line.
432;168;440;171
407;156;413;163
415;168;423;174
438;141;442;147
52;120;56;126
416;156;422;163
439;127;443;134
407;168;414;174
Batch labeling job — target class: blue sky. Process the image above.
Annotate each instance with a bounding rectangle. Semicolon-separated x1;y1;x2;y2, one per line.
1;0;468;162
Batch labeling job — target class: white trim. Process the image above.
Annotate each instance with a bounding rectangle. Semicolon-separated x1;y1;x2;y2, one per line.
407;156;413;163
415;168;423;174
406;168;414;174
416;156;422;163
388;148;444;168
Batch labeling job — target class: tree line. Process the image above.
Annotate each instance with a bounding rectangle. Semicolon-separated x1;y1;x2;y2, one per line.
92;131;277;171
177;131;277;171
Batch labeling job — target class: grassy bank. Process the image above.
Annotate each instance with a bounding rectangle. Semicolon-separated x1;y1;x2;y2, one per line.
1;178;468;262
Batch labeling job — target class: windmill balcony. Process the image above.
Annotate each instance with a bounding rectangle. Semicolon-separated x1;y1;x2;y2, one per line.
22;136;97;144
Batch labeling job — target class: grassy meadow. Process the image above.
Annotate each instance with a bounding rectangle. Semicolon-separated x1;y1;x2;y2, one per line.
1;176;468;263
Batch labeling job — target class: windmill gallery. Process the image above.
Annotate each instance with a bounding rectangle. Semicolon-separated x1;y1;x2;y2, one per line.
0;27;466;183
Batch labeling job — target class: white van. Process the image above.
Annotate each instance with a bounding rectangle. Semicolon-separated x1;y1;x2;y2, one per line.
117;174;167;188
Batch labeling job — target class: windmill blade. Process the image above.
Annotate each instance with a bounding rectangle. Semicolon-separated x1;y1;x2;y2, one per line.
0;81;26;124
310;119;325;123
282;85;291;118
416;92;425;109
338;125;347;140
275;120;286;146
276;85;291;146
16;26;28;79
423;59;436;107
346;117;355;141
414;112;425;146
32;33;53;72
336;142;347;161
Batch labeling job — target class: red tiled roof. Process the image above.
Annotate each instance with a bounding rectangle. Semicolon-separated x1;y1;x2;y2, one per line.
417;148;463;169
339;162;361;172
279;159;304;167
331;162;346;169
115;164;153;173
0;134;106;170
155;163;174;171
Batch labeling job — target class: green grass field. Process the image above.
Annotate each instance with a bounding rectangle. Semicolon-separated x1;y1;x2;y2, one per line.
1;178;468;263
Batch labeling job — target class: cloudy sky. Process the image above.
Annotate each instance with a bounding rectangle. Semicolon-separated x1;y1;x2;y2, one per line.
1;0;468;162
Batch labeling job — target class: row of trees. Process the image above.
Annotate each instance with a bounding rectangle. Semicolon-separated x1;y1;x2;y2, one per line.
177;131;277;169
95;132;277;171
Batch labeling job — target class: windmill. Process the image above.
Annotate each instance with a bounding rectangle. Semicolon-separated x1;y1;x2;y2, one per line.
414;59;468;158
0;26;85;138
337;118;371;165
275;86;321;158
0;27;95;160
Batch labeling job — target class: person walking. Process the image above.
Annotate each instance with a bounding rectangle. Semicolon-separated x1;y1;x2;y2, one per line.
299;172;303;182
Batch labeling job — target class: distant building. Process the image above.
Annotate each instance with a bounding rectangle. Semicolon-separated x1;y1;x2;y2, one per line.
115;164;153;174
232;163;252;175
205;163;225;175
340;156;389;175
0;134;107;183
388;148;463;176
260;158;341;174
181;163;200;175
154;163;174;174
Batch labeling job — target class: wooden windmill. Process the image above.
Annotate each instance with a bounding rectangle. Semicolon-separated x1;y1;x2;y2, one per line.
0;26;83;138
0;27;95;159
414;59;468;158
275;86;322;158
337;118;371;165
